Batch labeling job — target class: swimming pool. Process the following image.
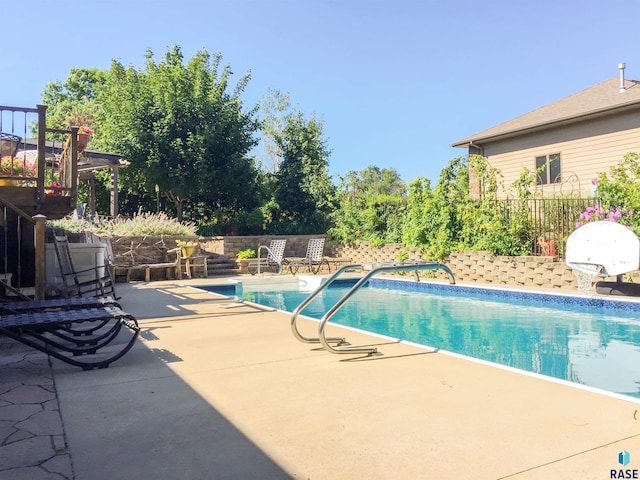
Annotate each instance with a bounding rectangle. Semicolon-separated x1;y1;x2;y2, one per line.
200;277;640;400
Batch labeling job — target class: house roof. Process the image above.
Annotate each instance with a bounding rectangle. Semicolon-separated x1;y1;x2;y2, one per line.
451;77;640;148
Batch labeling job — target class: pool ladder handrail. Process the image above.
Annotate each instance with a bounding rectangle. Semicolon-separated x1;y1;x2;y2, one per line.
319;261;455;355
254;244;283;275
290;261;456;355
290;263;362;345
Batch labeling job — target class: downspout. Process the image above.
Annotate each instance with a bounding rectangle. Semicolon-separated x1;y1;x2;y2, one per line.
469;140;484;156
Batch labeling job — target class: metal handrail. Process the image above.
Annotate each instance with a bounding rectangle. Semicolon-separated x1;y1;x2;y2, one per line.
290;263;363;345
290;261;456;351
252;244;283;275
317;261;456;355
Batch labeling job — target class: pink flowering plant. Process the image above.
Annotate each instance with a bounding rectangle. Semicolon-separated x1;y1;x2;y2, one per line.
77;126;93;136
588;152;640;236
575;205;634;228
0;156;36;180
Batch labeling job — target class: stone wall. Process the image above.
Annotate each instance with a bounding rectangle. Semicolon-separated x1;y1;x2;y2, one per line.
330;242;640;291
201;235;334;259
104;235;638;291
445;251;576;289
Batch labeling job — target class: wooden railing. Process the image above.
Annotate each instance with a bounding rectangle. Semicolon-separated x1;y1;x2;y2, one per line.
0;104;81;299
0;104;78;201
0;198;46;299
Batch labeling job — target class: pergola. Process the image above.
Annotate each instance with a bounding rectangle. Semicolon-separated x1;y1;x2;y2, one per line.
21;139;129;218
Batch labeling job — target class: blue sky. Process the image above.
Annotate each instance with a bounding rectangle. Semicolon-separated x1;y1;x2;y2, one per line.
3;0;640;184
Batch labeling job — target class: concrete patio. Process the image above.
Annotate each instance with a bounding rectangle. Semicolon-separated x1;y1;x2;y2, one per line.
2;279;640;479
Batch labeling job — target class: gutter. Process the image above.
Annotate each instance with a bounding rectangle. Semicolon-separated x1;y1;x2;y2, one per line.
451;101;640;148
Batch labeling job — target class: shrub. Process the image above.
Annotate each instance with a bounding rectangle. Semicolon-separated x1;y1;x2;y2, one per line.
237;248;256;259
49;211;197;236
592;152;640;236
575;205;635;232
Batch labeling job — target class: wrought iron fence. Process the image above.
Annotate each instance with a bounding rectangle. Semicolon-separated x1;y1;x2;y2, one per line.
503;197;597;258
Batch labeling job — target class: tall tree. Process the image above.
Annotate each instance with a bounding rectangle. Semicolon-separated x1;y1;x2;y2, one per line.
343;165;405;196
42;68;105;133
259;88;290;173
330;166;406;244
97;45;260;221
265;107;335;234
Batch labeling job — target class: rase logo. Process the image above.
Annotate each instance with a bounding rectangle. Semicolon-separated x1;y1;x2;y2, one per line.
611;450;638;479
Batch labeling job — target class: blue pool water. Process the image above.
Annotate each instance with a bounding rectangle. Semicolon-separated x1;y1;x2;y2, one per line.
202;278;640;399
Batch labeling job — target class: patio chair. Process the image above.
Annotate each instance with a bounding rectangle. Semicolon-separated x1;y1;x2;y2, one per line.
248;239;287;275
84;231;124;294
0;295;123;337
0;305;140;370
49;229;118;299
0;295;120;313
288;238;329;274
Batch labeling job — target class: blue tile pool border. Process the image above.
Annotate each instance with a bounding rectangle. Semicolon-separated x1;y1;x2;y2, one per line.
369;277;640;313
197;276;640;314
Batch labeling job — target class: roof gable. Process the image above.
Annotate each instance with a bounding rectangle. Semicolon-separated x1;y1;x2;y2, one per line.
452;77;640;147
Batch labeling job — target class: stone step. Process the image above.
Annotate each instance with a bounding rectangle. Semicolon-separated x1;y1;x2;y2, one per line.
207;268;241;277
205;256;239;276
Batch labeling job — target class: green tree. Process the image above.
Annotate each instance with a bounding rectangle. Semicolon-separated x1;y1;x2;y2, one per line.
97;45;260;222
330;166;406;244
42;67;106;132
345;165;405;196
260;95;335;234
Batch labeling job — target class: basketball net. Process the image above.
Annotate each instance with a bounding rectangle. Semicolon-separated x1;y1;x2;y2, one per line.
569;263;603;294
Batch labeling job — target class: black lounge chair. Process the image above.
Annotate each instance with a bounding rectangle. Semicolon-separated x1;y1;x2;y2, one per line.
0;306;140;370
49;229;119;300
0;296;121;313
0;296;123;336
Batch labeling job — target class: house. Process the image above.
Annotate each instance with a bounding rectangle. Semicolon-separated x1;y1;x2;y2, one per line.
451;63;640;199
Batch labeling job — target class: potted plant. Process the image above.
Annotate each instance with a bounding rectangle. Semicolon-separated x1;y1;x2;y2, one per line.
537;235;557;256
236;248;257;273
176;239;199;258
45;181;63;196
0;156;36;186
77;126;93;153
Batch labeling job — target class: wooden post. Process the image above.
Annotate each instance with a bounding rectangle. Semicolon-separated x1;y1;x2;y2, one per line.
111;167;119;217
89;175;96;219
36;105;47;202
32;214;46;300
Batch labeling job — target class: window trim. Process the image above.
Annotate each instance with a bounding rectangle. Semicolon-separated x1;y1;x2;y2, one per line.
535;153;561;185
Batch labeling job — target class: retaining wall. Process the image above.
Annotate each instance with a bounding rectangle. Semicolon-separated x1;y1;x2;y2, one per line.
103;235;637;291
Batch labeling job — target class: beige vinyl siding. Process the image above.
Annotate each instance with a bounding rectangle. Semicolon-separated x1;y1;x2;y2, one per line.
482;111;640;198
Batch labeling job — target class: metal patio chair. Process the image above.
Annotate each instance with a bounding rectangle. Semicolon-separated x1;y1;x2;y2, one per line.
288;238;329;275
248;239;287;275
0;132;21;157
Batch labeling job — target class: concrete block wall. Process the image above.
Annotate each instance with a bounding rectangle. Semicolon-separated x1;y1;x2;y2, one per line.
104;235;640;291
445;252;576;289
204;235;331;259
